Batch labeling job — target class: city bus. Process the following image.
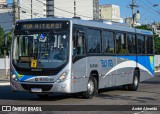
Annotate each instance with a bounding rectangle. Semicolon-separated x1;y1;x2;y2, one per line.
10;18;154;99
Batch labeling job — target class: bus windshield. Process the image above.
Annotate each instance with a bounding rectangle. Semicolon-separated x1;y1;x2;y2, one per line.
12;31;69;69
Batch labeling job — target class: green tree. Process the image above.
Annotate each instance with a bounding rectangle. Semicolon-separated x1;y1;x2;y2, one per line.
136;25;160;54
154;33;160;54
136;25;151;31
0;26;12;57
0;26;4;57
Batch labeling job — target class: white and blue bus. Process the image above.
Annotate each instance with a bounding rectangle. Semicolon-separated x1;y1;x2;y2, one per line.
10;18;154;99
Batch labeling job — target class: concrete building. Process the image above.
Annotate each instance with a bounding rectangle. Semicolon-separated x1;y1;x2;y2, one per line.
99;4;123;23
19;0;46;20
152;22;160;37
46;0;54;17
54;0;99;20
19;0;99;20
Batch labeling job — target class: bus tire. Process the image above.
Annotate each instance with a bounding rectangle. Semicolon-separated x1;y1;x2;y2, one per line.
128;71;139;91
37;94;49;99
82;77;97;99
122;85;129;90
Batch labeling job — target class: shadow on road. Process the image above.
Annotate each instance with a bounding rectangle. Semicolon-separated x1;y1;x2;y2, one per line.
0;85;83;101
98;93;156;103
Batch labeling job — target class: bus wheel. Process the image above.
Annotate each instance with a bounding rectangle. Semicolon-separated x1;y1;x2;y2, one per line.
82;77;96;99
128;71;139;91
37;94;49;99
122;85;129;90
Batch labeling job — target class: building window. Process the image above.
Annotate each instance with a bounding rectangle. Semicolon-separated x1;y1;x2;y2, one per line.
102;31;115;54
87;29;101;54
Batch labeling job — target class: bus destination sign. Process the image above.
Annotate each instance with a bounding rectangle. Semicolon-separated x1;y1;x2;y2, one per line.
22;23;62;29
16;21;70;30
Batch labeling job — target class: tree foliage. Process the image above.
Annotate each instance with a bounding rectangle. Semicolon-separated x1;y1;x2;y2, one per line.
0;26;4;57
136;25;160;54
0;26;12;57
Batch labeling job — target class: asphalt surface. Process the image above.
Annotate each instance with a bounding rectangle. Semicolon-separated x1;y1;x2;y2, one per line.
0;73;160;114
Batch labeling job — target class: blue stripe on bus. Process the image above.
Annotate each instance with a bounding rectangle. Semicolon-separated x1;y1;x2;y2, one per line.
118;56;154;76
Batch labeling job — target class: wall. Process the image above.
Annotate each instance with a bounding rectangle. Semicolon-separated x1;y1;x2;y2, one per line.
155;55;160;67
19;0;46;19
54;0;94;20
0;57;10;77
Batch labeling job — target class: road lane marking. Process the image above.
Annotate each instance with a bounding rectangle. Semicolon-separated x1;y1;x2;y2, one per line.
0;82;10;86
134;111;144;114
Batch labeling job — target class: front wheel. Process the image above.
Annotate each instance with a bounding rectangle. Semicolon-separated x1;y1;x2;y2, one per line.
128;72;139;91
82;77;97;99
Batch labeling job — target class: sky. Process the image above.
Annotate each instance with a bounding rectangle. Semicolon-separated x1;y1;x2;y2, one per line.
6;0;160;24
99;0;160;24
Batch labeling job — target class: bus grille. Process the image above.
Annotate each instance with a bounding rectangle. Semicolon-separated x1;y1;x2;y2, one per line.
17;70;60;76
21;84;53;91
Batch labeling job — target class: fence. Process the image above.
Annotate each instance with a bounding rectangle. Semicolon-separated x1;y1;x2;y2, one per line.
154;55;160;71
0;56;10;77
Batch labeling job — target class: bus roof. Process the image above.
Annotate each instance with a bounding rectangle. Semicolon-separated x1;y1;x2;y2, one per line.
16;18;153;36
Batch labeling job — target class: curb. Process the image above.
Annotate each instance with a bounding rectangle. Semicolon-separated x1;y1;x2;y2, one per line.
0;82;10;86
0;76;10;82
0;79;10;82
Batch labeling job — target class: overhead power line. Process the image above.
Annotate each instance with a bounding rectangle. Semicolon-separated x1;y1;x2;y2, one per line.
139;0;160;15
137;0;160;19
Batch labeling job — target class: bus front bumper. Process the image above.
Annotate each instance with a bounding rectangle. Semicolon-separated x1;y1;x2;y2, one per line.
10;78;72;94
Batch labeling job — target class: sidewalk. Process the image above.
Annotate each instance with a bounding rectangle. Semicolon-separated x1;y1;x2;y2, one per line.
0;76;10;86
0;76;10;81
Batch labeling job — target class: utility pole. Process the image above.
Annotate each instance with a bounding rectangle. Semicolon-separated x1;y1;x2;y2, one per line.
31;0;32;18
131;0;134;19
74;0;76;17
13;0;19;25
129;0;138;27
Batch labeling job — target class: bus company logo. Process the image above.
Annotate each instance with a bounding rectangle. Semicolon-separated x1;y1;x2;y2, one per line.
2;106;11;111
100;60;113;68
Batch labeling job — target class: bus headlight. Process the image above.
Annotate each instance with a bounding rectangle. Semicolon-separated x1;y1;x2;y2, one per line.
11;74;17;81
57;70;69;83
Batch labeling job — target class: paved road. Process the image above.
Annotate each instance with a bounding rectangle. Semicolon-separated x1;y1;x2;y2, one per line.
0;74;160;114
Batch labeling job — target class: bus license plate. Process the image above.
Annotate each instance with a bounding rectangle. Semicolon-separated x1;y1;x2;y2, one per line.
31;88;42;92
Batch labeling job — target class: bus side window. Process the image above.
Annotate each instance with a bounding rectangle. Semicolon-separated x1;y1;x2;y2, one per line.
87;29;101;54
137;35;145;54
146;36;153;54
116;33;127;54
73;30;85;56
127;34;136;54
102;31;115;54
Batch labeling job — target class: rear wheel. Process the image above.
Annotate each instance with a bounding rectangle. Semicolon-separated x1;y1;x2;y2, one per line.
82;77;97;99
128;71;139;91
